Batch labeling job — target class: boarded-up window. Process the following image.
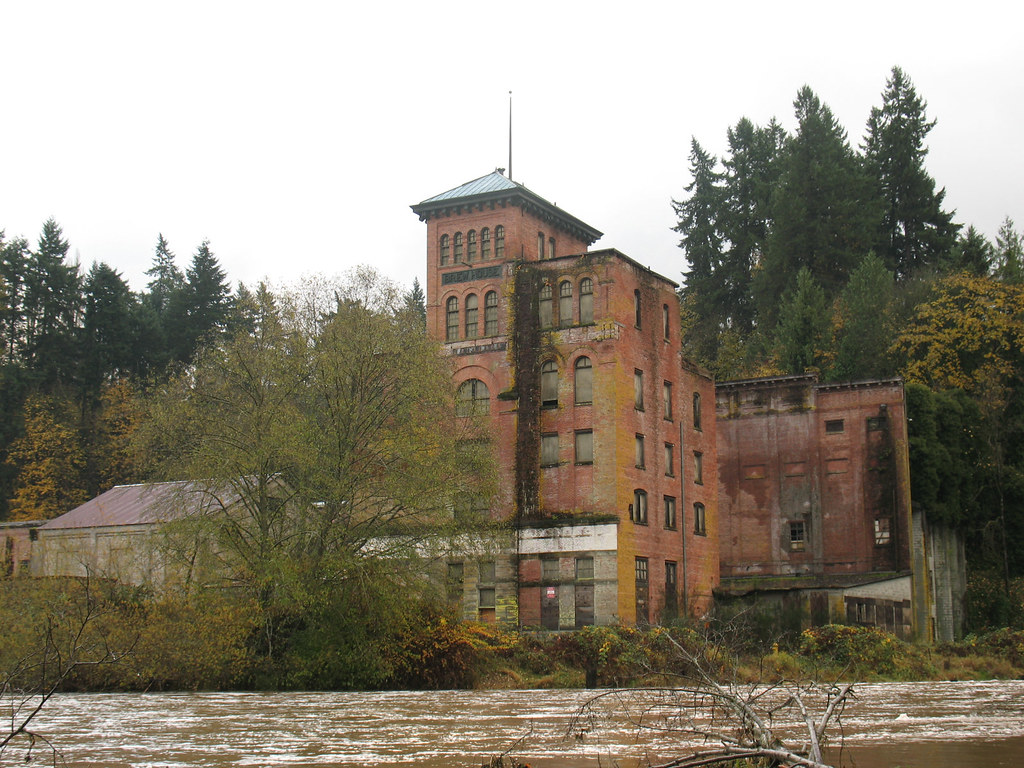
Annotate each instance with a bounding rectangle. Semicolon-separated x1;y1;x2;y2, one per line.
826;458;849;474
575;430;593;464
743;464;767;479
541;434;559;467
574;357;593;404
635;434;645;469
634;370;644;410
784;461;806;476
825;419;845;434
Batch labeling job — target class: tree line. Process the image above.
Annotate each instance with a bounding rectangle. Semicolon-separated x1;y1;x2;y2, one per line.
0;225;234;519
672;66;1024;606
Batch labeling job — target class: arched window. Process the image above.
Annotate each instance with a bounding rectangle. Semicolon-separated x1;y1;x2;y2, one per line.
454;232;464;263
558;280;572;327
693;502;706;535
456;379;490;417
465;293;479;339
484;291;498;336
634;289;642;328
693;392;702;430
541;360;558;407
440;234;450;265
495;225;505;258
538;232;545;259
579;277;594;324
467;230;477;263
445;296;459;341
574;356;593;404
481;227;491;259
539;283;553;328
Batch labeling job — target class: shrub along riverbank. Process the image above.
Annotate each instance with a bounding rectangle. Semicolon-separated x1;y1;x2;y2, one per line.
2;577;1023;693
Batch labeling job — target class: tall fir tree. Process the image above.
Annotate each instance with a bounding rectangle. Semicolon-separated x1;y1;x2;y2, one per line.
22;218;82;386
828;252;896;381
720;117;786;336
0;233;29;365
757;87;880;326
80;262;137;392
863;66;958;280
944;225;995;276
994;217;1023;284
176;239;231;361
403;277;427;328
774;266;830;375
672;138;726;365
144;233;184;314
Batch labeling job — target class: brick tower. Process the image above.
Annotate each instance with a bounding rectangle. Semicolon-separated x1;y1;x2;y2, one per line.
412;171;718;628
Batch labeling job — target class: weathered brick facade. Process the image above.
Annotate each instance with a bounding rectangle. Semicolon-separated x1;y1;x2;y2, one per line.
413;171;719;627
715;374;925;638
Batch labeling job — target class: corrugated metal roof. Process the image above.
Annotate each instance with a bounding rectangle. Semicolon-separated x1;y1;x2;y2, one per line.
40;481;234;530
418;170;518;204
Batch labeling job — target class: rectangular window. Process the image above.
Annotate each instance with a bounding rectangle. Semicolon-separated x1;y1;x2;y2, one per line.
575;430;594;464
825;419;845;434
479;560;496;583
663;381;673;420
664;495;676;530
694;451;704;485
478;587;496;623
634;369;644;410
693;502;706;535
541;557;560;582
541;433;559;467
874;517;892;545
665;443;675;477
635;434;645;469
575;556;595;580
446;562;464;602
867;416;887;431
789;521;806;551
664;560;678;618
635;556;649;583
632;489;648;524
663;304;670;341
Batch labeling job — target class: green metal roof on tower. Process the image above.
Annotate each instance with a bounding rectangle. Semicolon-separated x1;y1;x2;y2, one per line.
411;170;603;246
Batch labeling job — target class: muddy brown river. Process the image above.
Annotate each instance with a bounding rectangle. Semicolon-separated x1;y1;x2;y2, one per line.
14;681;1024;767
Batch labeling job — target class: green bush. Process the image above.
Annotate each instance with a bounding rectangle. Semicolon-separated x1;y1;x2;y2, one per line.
798;624;903;676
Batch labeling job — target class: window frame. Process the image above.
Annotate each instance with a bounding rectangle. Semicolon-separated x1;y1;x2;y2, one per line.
574;356;593;405
445;296;459;342
541;360;558;407
632;489;648;525
664;495;677;530
541;433;559;467
558;280;572;327
440;234;450;265
464;293;479;339
574;429;594;465
484;290;498;336
693;502;706;536
579;277;594;324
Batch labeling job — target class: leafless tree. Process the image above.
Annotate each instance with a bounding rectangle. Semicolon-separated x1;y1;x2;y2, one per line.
1;576;132;765
569;631;854;768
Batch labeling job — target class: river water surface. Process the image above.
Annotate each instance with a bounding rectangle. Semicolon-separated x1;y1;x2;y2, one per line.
19;681;1024;767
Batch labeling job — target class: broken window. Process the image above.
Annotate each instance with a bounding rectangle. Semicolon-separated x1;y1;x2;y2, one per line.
789;521;806;551
632;489;648;524
541;360;558;407
874;517;892;545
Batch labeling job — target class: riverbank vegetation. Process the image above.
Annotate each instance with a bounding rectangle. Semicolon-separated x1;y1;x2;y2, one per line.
3;576;1023;695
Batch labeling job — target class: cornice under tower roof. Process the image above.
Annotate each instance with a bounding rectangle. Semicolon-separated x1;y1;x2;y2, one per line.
411;170;603;246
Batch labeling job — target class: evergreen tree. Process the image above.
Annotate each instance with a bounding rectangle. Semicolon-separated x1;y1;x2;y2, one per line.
944;225;995;276
0;233;29;365
176;239;231;361
774;266;830;375
672;138;725;364
81;262;137;392
828;252;896;381
720;118;786;337
22;219;82;385
994;217;1023;284
863;67;958;279
757;87;880;325
403;277;427;328
144;234;184;314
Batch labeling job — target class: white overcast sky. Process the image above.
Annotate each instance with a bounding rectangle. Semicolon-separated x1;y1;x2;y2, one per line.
2;1;1021;295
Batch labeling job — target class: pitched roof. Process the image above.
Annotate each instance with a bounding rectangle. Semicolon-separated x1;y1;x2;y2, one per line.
411;171;603;245
417;170;519;203
39;481;234;530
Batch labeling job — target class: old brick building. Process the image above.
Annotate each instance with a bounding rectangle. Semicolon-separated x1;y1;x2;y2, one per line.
412;171;718;628
714;374;939;639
